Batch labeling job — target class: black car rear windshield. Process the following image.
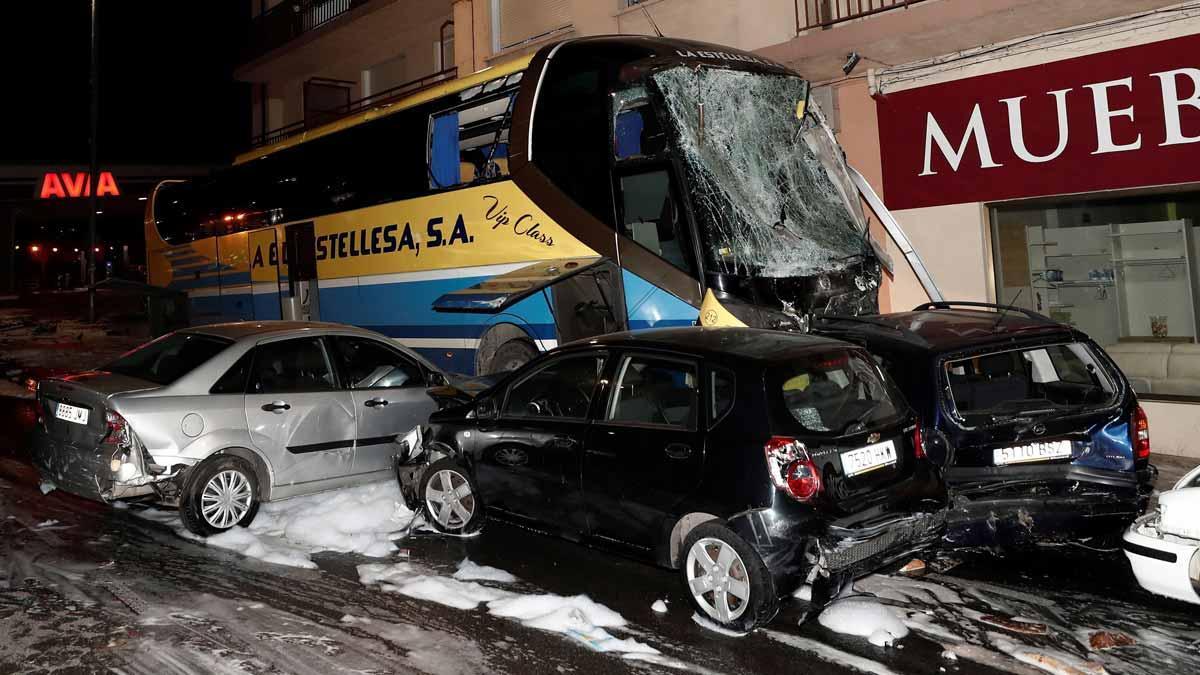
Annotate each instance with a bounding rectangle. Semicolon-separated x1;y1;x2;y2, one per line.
770;349;905;435
104;333;233;385
943;342;1118;422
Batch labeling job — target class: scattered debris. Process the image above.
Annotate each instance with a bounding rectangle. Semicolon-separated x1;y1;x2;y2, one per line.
1014;651;1108;675
978;615;1050;636
651;599;668;613
899;559;927;577
1088;630;1136;650
38;481;55;495
927;556;963;574
35;519;59;528
941;649;958;661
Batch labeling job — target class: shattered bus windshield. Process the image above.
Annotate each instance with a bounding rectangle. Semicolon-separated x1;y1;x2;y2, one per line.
651;66;868;278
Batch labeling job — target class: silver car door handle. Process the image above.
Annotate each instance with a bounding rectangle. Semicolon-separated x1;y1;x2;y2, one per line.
365;398;389;408
262;401;291;413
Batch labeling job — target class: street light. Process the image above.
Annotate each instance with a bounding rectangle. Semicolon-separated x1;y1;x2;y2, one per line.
30;245;39;253
52;247;59;253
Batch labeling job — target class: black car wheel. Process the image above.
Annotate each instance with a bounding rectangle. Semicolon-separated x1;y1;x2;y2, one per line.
180;456;261;537
681;522;777;632
420;458;483;535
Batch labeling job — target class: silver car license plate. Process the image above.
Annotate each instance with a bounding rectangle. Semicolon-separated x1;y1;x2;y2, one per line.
842;439;897;476
54;402;89;425
993;439;1072;466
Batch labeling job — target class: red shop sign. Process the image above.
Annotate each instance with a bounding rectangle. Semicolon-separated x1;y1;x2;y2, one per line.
876;33;1200;211
39;171;120;199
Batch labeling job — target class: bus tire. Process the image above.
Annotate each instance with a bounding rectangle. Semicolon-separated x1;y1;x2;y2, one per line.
486;339;538;375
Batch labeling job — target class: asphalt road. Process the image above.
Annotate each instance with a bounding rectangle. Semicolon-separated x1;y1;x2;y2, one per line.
2;395;1197;675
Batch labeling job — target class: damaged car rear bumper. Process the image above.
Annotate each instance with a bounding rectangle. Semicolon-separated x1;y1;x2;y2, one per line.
32;427;164;502
943;464;1150;546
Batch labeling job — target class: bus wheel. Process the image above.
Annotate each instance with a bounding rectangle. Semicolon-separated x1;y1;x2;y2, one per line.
487;339;538;375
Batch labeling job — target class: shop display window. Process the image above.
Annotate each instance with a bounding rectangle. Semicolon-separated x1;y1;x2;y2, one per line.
992;193;1200;400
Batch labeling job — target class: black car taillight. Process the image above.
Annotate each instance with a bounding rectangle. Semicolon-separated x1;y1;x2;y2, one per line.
102;410;130;446
1133;405;1150;460
764;436;822;503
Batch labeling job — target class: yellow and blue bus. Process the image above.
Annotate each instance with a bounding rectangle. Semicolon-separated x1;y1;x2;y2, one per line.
145;36;882;376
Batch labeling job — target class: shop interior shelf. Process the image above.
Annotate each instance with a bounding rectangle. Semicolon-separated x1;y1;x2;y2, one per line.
1108;230;1183;237
1043;253;1110;258
1113;257;1186;265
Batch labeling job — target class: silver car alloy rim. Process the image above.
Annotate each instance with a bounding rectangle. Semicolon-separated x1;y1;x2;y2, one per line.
201;470;253;529
425;469;475;530
686;537;751;624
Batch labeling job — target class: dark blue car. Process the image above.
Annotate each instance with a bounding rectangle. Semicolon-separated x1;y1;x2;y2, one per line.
815;302;1156;547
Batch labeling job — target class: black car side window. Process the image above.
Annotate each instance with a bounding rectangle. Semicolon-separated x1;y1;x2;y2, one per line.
710;368;735;427
504;355;605;420
329;336;425;390
249;338;335;394
609;355;698;429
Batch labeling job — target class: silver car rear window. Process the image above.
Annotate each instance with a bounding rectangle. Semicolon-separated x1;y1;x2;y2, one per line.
105;333;232;385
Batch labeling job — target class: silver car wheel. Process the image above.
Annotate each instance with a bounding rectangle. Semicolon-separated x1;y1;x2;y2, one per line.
200;469;254;530
424;469;475;530
685;537;751;624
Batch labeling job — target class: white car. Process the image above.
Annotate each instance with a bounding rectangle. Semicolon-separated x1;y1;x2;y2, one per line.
1123;464;1200;605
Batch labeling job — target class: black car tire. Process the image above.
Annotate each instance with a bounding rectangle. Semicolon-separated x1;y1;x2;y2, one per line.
487;339;538;375
419;458;484;535
180;456;261;537
680;521;777;632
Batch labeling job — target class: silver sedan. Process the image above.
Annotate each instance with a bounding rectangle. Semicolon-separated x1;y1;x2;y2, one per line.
32;321;446;536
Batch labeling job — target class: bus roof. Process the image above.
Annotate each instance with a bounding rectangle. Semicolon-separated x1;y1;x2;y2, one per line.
234;54;534;166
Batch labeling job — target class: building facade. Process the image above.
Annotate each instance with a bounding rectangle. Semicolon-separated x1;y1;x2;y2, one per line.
236;0;1200;458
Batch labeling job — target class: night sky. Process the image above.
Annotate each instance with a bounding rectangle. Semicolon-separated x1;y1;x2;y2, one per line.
0;1;250;166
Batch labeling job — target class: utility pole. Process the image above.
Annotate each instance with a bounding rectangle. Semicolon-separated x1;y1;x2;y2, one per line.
87;0;99;322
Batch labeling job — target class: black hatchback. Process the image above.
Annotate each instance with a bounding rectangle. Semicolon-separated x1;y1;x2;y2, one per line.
815;302;1156;547
394;327;946;631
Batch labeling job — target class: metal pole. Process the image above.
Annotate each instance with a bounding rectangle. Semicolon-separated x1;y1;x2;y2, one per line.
7;209;15;294
87;0;99;321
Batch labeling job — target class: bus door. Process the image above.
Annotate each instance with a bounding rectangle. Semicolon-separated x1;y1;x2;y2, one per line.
249;228;283;320
610;88;704;328
282;221;320;322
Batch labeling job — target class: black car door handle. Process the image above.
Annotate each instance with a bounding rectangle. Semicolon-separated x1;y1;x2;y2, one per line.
664;443;692;460
262;401;291;412
550;436;578;448
585;449;618;459
365;398;389;408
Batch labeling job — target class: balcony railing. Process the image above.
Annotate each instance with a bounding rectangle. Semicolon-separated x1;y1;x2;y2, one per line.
245;0;371;62
249;68;458;149
797;0;928;31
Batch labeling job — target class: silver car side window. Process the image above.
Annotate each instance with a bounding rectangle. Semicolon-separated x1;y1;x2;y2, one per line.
249;338;336;394
329;336;425;390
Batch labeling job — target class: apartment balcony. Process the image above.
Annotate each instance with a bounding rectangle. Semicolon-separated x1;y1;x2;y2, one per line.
249;67;457;149
797;0;928;31
244;0;374;64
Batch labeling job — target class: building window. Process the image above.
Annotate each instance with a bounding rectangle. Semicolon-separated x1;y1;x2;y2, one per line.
492;0;571;51
991;192;1200;399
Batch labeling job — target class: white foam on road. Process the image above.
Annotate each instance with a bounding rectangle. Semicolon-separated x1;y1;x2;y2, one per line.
359;559;661;656
453;558;518;583
817;597;910;647
131;481;416;568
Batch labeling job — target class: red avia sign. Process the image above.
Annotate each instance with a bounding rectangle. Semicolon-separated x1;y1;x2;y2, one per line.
39;171;120;199
876;33;1200;211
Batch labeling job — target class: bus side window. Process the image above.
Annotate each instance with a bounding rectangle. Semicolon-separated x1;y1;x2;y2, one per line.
428;90;515;190
618;170;696;277
613;93;665;161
